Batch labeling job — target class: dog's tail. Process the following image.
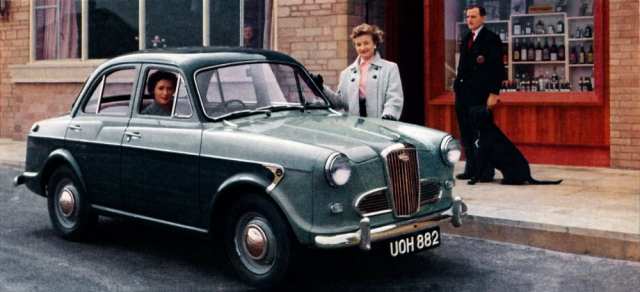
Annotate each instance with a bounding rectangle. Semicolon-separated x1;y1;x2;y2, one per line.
528;177;563;185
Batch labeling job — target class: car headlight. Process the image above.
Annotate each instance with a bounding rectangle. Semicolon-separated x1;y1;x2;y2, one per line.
440;135;461;165
325;153;351;187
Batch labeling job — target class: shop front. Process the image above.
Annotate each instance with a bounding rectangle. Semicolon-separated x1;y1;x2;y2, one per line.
423;0;609;167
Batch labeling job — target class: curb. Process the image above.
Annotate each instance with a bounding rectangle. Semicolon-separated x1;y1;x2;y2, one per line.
442;215;640;262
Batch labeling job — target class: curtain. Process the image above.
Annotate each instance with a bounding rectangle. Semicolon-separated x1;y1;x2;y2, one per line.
36;0;78;60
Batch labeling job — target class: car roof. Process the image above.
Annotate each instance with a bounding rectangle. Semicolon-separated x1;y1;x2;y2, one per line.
99;47;303;73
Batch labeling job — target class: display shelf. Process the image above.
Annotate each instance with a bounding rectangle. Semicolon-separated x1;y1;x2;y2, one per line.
450;9;597;93
569;64;594;67
512;34;564;38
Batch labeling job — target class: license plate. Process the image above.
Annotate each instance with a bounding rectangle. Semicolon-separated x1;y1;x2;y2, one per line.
389;227;440;257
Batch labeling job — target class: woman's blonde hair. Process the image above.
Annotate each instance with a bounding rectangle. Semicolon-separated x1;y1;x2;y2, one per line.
350;23;384;45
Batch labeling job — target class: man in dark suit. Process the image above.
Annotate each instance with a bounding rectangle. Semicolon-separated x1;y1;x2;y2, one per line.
454;5;503;181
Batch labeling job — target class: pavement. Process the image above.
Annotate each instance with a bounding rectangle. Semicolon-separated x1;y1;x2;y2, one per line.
1;137;639;261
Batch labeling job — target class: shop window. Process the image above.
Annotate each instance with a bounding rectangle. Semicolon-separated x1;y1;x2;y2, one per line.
35;0;81;60
445;0;597;94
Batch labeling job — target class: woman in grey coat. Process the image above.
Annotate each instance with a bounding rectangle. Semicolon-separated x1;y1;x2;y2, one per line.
321;23;404;120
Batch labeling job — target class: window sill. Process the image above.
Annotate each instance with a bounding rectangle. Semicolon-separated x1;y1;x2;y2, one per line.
430;91;602;106
9;60;106;83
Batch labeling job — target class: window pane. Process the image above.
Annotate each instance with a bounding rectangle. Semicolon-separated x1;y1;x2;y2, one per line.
35;0;81;60
446;0;597;93
209;1;240;46
84;69;136;115
243;0;265;48
88;0;138;59
145;0;203;48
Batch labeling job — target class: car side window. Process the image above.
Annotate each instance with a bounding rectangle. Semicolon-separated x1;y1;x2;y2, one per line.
83;69;136;115
140;69;192;118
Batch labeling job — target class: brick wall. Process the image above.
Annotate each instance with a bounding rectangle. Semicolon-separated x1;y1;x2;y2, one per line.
0;1;84;141
276;0;367;89
609;0;640;169
0;0;31;140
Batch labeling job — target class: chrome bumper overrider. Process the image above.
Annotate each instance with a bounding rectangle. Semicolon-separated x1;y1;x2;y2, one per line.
315;196;468;251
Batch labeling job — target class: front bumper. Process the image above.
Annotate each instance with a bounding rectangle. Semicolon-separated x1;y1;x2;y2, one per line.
315;196;467;251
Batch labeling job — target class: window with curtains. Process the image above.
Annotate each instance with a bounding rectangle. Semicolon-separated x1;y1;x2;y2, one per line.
35;0;81;60
34;0;273;61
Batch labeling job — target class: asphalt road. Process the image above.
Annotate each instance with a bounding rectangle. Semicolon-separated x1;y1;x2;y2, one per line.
2;167;639;291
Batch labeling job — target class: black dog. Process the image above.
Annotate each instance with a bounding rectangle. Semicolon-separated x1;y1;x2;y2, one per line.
467;106;562;185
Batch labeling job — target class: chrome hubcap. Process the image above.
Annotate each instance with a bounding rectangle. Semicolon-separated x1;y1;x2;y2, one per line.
245;224;268;260
58;188;75;217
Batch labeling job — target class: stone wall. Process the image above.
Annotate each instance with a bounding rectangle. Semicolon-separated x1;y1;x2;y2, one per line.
609;0;640;169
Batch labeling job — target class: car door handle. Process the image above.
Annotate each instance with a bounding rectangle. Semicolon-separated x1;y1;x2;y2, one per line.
124;132;141;142
68;124;82;132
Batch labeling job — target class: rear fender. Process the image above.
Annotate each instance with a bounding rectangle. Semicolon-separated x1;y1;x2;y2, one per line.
38;149;86;197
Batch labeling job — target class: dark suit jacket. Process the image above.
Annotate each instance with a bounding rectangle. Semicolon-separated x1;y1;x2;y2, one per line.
454;27;504;106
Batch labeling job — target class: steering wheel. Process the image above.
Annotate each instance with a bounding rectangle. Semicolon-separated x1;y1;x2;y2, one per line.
215;99;247;110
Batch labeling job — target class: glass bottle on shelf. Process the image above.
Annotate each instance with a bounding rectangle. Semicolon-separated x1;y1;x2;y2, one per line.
587;45;594;64
570;46;577;64
536;20;545;34
513;39;521;61
550;37;558;61
575;27;582;39
579;45;586;64
527;40;535;61
525;22;532;35
584;25;592;38
514;20;522;35
521;39;528;61
542;38;550;61
556;19;564;34
535;38;543;61
558;40;565;61
500;29;507;41
503;44;509;65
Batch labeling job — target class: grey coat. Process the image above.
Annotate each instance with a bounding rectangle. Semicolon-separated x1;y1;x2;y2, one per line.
323;52;404;119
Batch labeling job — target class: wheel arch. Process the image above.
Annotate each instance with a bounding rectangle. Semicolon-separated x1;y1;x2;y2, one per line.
208;175;294;242
39;149;86;198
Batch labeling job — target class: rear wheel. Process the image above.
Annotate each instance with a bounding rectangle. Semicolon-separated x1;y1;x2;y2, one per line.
224;194;299;288
47;166;97;241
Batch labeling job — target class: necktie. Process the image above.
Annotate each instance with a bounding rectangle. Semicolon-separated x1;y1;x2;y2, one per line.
467;32;475;51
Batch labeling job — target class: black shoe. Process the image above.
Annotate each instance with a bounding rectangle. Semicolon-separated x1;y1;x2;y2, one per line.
456;173;473;180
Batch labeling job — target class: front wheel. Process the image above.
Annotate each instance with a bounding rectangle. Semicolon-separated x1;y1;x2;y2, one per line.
224;194;299;288
47;166;97;241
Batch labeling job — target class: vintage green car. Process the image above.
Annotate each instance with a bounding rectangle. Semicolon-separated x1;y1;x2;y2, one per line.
14;47;466;288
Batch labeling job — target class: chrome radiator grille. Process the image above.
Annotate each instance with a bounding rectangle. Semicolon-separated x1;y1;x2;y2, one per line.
385;144;420;217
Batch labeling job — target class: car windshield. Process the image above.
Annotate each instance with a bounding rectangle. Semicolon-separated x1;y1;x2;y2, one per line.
195;62;329;119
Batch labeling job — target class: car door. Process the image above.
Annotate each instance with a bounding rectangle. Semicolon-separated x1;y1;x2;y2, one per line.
121;66;203;227
65;65;140;209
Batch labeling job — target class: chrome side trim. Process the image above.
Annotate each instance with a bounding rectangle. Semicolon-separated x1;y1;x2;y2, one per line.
91;205;209;234
315;196;467;250
263;163;285;192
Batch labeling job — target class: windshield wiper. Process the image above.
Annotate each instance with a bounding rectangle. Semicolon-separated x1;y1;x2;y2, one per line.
257;104;305;112
214;109;272;121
